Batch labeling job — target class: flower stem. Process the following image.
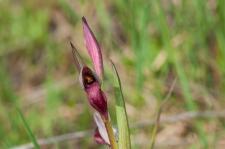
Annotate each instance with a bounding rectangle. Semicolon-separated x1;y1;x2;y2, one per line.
101;115;117;149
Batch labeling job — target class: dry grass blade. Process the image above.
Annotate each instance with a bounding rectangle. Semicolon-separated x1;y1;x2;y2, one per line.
150;78;177;149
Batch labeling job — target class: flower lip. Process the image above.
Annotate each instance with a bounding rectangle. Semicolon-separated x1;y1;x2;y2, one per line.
80;66;107;116
80;66;101;89
82;66;97;86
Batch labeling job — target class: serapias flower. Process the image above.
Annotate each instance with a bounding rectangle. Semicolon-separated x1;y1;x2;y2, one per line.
70;17;107;117
71;17;117;148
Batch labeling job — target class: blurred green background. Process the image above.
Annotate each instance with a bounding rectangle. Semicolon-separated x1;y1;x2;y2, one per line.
0;0;225;148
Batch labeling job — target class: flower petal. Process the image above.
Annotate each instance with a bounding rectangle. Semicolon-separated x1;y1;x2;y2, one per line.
94;128;109;145
93;112;110;145
93;112;118;145
82;17;104;79
70;42;84;72
80;66;107;116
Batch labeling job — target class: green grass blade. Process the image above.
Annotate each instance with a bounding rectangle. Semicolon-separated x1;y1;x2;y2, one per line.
111;61;131;149
16;108;40;149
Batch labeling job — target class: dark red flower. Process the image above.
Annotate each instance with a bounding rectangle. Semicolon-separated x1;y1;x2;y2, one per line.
71;17;108;117
80;66;108;117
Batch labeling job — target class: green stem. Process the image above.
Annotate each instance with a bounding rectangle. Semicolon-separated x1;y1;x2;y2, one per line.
101;115;118;149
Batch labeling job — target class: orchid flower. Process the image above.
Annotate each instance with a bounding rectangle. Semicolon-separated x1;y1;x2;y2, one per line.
71;17;117;148
70;17;107;117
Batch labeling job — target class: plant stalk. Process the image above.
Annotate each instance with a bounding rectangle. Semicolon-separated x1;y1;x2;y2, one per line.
101;115;117;149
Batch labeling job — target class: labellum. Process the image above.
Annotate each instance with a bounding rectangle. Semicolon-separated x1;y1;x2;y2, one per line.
70;16;108;117
80;66;108;117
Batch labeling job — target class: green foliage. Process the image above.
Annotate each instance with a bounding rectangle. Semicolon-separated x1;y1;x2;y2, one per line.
112;62;131;149
0;0;225;148
17;108;40;149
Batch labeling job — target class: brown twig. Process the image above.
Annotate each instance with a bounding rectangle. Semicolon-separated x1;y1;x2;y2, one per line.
12;130;91;149
134;110;225;128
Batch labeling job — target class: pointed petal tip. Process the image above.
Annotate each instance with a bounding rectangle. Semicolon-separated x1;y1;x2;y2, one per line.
82;16;87;23
70;41;75;49
70;41;84;72
70;41;73;46
70;41;76;54
82;17;90;32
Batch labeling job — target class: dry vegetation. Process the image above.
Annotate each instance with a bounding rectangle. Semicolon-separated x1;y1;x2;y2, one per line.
0;0;225;148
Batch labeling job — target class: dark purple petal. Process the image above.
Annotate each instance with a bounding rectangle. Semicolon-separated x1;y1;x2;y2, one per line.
82;17;104;79
86;84;108;116
80;66;107;116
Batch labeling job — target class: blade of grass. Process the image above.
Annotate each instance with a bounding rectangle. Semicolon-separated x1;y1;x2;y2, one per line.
152;0;208;148
111;61;131;149
16;108;40;149
150;78;177;149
